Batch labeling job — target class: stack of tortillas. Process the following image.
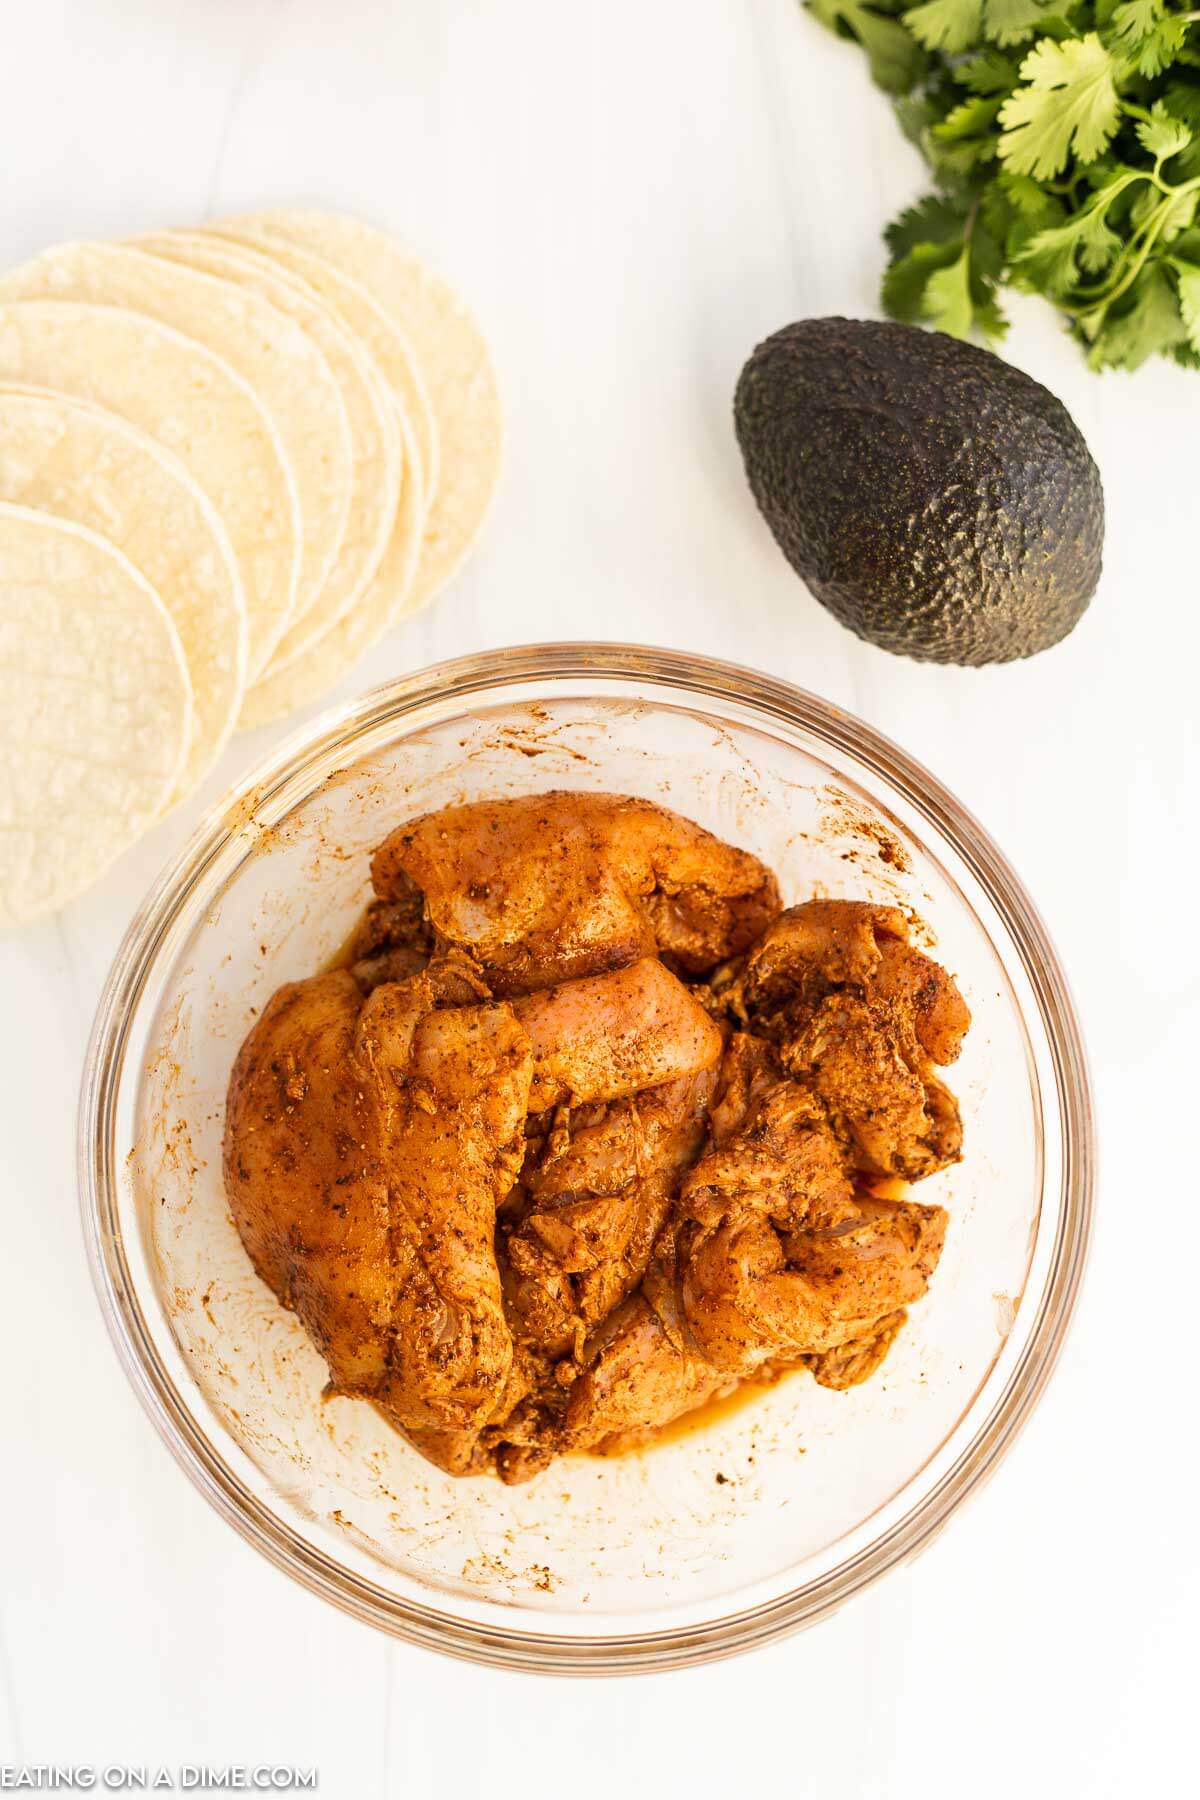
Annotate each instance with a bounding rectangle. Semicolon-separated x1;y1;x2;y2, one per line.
0;209;500;925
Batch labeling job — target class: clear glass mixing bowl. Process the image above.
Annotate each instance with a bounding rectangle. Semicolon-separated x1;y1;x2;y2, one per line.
79;644;1093;1673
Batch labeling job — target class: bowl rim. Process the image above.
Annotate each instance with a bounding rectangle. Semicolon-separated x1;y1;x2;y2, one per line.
78;641;1095;1674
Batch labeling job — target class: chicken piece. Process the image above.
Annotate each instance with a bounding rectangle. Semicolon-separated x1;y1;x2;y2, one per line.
348;890;434;992
739;899;899;1007
564;1294;729;1453
566;1070;946;1448
777;1194;944;1346
665;1083;869;1371
351;890;432;962
223;961;532;1471
567;1195;944;1446
359;980;532;1444
786;997;964;1181
481;1396;562;1485
802;1308;908;1391
740;901;970;1061
500;1067;717;1359
223;970;395;1394
737;900;970;1180
370;791;780;995
689;1073;857;1236
514;957;722;1111
407;1352;537;1478
706;1030;782;1147
494;956;719;1368
873;937;972;1067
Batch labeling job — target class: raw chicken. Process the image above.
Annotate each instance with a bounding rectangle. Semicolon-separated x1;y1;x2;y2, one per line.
224;795;970;1483
370;791;781;995
485;964;721;1475
224;958;532;1476
483;1071;721;1482
348;891;432;991
358;977;531;1447
736;900;971;1179
501;1067;717;1357
802;1309;908;1391
566;1053;946;1449
564;1292;729;1454
224;970;396;1395
514;957;722;1109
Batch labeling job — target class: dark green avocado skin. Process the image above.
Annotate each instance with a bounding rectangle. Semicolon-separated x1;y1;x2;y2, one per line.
734;318;1104;666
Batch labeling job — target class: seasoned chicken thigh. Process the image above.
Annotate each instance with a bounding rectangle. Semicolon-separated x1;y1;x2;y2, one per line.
566;1046;946;1449
224;958;532;1474
486;963;721;1476
482;1072;721;1484
514;957;722;1110
564;1292;729;1454
501;1067;717;1358
370;791;781;995
224;970;396;1395
736;901;970;1179
359;977;531;1444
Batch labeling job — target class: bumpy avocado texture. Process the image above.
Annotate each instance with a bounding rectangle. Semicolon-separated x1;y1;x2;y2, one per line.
734;318;1104;666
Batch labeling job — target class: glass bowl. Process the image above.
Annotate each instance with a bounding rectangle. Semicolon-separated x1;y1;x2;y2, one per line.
79;643;1093;1674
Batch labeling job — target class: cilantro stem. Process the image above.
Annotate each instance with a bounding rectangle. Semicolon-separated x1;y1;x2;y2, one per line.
1062;179;1199;318
1060;171;1200;316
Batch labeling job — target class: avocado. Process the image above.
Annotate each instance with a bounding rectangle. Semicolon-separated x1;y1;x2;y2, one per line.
733;318;1104;666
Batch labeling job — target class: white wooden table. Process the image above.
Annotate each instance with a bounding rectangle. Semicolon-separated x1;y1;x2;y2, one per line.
1;3;1194;1794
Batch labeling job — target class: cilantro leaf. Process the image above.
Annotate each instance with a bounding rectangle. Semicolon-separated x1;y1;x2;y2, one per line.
954;48;1022;90
1169;255;1200;347
1107;0;1190;75
966;216;1012;334
1135;99;1193;163
807;0;928;92
1130;20;1189;77
997;167;1062;213
1109;0;1163;41
895;95;941;144
1161;84;1200;179
932;137;1000;172
933;95;1005;138
1128;173;1200;241
1157;183;1200;239
883;239;966;317
1107;0;1187;77
1016;221;1088;290
972;285;1013;334
1168;224;1200;260
1016;191;1124;287
998;35;1122;178
906;0;984;53
1085;263;1190;366
885;193;972;254
922;242;977;332
984;0;1060;48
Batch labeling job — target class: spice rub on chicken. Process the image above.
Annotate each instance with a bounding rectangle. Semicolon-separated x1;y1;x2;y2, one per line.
224;794;970;1482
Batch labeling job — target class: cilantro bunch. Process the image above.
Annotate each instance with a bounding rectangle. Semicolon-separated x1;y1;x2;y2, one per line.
807;0;1200;368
